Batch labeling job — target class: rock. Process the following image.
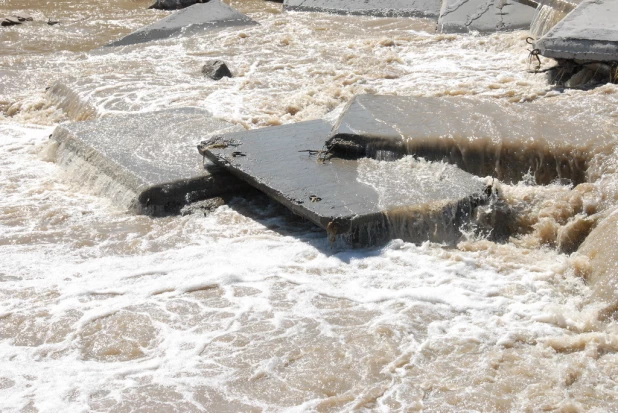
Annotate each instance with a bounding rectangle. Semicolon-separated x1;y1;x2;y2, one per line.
199;120;489;247
1;17;22;27
107;0;257;47
149;0;208;10
283;0;442;18
535;0;618;62
14;12;33;22
326;94;614;185
202;60;232;80
438;0;536;33
47;19;60;26
49;108;246;215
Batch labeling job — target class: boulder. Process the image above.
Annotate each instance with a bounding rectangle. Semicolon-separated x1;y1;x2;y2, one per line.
199;120;489;247
49;108;246;215
107;0;257;47
535;0;618;62
202;60;232;80
283;0;442;18
14;12;33;22
149;0;208;10
1;17;22;27
438;0;536;33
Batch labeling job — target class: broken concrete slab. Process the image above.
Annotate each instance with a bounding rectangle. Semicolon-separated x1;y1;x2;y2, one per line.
107;0;257;47
199;120;489;247
283;0;442;18
50;108;246;215
535;0;618;62
438;0;536;33
326;94;614;185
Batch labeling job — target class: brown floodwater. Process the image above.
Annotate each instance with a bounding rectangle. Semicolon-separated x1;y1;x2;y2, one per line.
2;0;618;412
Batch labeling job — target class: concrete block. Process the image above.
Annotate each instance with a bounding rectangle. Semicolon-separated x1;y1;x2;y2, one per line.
199;120;488;247
438;0;536;33
107;0;257;47
326;94;613;185
283;0;442;18
50;108;245;214
535;0;618;61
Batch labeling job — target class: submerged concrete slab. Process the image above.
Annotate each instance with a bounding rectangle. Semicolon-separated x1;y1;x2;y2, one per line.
199;120;488;246
327;94;614;185
438;0;536;33
107;0;257;47
283;0;442;18
50;108;245;215
535;0;618;61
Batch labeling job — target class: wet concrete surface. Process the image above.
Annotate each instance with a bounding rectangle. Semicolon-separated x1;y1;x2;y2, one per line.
106;0;257;47
283;0;442;18
51;107;246;214
438;0;536;33
199;120;489;246
535;0;618;61
326;94;613;184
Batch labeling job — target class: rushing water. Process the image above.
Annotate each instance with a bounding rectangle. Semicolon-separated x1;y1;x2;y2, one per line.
2;1;618;412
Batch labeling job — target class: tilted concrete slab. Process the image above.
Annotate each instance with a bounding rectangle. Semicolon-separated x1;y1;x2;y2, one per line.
50;108;245;215
326;94;614;185
438;0;536;33
535;0;618;61
283;0;442;18
199;120;488;247
106;0;257;47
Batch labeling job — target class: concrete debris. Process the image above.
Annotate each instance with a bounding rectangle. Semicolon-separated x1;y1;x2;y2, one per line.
202;60;232;80
535;0;618;62
199;120;489;247
326;94;613;184
106;0;257;47
438;0;536;33
50;108;246;215
283;0;443;18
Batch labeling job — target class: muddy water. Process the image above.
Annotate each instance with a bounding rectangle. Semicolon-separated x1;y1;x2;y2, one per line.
2;1;618;412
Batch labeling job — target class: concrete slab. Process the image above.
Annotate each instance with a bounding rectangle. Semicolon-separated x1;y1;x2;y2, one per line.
326;94;614;185
199;120;488;246
438;0;536;33
50;108;246;215
535;0;618;61
283;0;442;18
107;0;257;47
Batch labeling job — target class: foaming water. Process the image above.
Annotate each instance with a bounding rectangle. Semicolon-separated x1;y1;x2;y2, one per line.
3;0;618;411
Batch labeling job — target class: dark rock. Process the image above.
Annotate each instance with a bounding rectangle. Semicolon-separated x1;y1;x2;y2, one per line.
47;19;60;26
14;12;33;22
326;94;613;185
199;120;489;247
50;107;246;215
438;0;536;33
107;0;257;47
1;17;22;27
202;60;232;80
283;0;442;18
149;0;209;10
